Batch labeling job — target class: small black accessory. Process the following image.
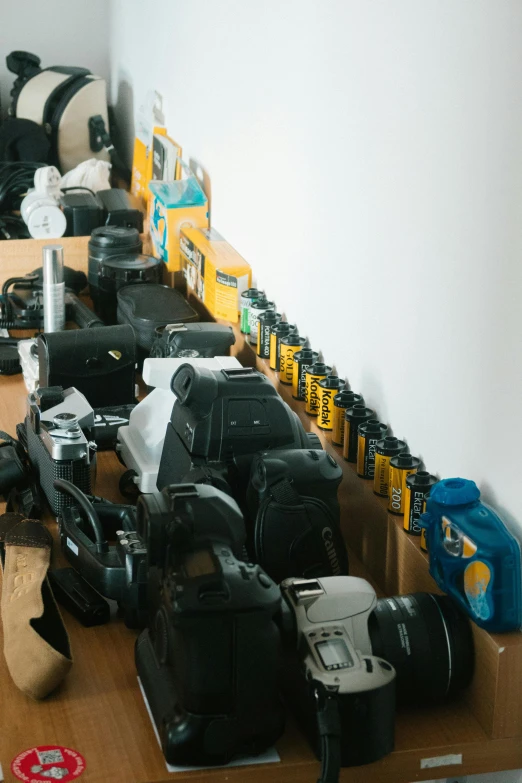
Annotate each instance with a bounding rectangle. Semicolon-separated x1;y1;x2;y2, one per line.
96;254;163;325
150;322;235;359
93;404;136;450
0;344;22;375
95;188;144;232
0;433;28;497
37;324;137;408
135;483;285;766
48;567;111;627
0;118;50;163
55;479;146;628
117;284;199;365
60;191;103;236
246;449;348;583
88;225;143;311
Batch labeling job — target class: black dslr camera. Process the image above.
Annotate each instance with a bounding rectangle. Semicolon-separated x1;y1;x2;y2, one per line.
157;364;321;498
150;322;236;359
135;483;285;767
246;449;349;583
21;386;97;514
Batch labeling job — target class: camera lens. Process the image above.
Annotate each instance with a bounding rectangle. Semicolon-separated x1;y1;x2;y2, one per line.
368;593;474;705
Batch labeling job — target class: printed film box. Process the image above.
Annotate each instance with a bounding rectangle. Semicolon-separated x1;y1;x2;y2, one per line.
180;227;251;322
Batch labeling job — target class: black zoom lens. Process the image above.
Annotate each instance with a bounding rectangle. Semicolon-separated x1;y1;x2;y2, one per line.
368;593;474;706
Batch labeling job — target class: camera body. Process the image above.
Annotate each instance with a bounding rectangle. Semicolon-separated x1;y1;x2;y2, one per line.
23;386;96;514
150;322;236;359
156;364;321;496
135;484;285;766
280;576;396;767
246;449;349;583
420;478;522;632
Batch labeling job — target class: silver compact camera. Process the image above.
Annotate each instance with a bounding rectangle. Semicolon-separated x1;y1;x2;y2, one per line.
23;386;97;514
280;576;396;770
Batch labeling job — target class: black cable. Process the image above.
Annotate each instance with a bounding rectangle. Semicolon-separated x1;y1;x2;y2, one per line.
314;685;342;783
0;161;46;212
0;273;39;328
53;479;107;553
61;186;96;197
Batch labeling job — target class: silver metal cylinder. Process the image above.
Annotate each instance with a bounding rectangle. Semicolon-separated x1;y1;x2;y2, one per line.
42;244;65;332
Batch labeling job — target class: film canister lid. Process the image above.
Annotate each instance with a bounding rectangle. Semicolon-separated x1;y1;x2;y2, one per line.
306;362;331;376
294;346;317;362
358;418;387;436
376;435;408;456
406;471;438;490
319;374;346;390
259;310;281;326
429;477;480;506
251;298;275;311
345;403;374;421
281;331;305;347
334;389;364;408
271;321;296;337
390;452;421;470
242;288;264;300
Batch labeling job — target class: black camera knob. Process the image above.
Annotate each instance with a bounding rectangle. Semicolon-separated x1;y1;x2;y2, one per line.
53;412;79;429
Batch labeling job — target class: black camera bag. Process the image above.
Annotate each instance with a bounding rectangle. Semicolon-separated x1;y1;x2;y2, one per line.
38;324;136;408
247;449;349;583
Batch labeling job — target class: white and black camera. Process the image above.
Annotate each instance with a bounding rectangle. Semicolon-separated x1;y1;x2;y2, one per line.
280;576;396;772
22;386;97;514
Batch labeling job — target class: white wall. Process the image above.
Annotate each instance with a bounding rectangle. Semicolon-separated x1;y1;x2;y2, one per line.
0;0;110;115
110;0;522;531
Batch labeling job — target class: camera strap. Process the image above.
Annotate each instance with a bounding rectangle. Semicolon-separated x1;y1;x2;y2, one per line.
314;682;341;783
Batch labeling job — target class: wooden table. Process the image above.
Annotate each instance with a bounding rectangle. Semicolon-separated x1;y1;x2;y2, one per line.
0;238;521;782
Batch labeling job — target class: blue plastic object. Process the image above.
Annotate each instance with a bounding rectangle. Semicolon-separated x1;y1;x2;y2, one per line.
420;478;521;632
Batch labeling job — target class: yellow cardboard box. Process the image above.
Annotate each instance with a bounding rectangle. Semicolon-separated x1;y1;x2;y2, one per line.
180;228;252;322
148;170;208;272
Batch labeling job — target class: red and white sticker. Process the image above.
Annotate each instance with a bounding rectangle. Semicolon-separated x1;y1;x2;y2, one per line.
11;746;86;782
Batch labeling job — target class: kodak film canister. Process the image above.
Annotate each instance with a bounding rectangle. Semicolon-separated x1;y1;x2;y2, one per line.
373;436;408;497
332;390;364;446
357;419;388;479
248;298;275;345
404;471;439;536
317;375;346;431
269;321;296;371
343;404;374;462
388;452;421;515
280;332;306;385
305;362;332;416
240;288;263;334
292;344;319;401
257;310;281;358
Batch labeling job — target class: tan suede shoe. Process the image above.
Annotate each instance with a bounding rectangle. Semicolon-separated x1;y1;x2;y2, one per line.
0;515;72;699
